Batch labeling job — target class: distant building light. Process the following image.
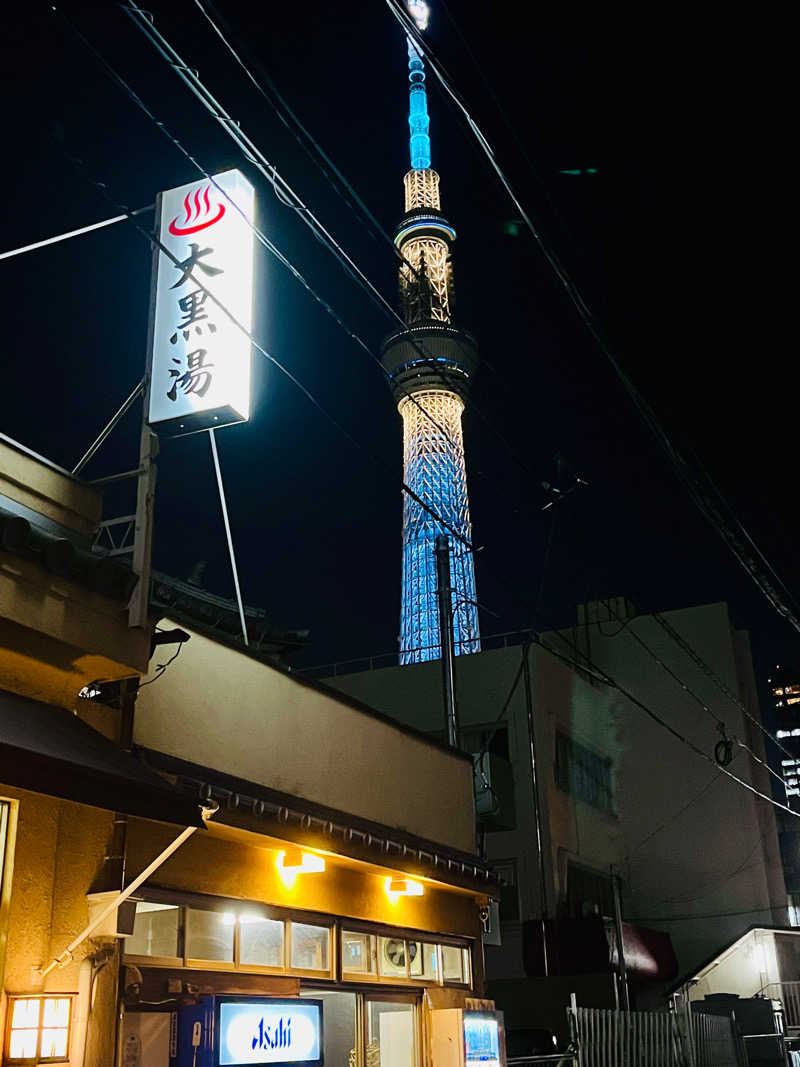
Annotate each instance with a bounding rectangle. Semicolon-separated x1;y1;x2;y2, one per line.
777;730;791;738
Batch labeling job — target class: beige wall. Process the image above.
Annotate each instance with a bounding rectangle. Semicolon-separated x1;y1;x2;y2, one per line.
326;602;786;982
125;819;482;941
134;623;477;855
0;785;118;1067
0;439;100;538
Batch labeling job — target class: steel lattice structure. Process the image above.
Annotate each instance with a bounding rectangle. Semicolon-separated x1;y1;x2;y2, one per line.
381;3;481;664
398;392;480;661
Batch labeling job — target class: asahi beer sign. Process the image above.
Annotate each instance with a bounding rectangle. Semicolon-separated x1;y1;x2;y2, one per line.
217;1000;323;1065
147;169;255;436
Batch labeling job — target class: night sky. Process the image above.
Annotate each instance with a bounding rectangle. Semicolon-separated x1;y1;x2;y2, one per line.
3;4;796;689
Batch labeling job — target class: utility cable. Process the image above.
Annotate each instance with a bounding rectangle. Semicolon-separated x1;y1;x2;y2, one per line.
596;600;788;792
62;154;800;828
652;608;797;764
120;0;551;494
534;635;800;821
50;5;465;469
386;0;800;641
52;21;799;830
58;148;478;560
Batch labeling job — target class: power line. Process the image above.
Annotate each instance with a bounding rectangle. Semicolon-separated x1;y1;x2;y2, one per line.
534;634;800;822
49;10;800;830
385;0;800;641
652;609;797;765
595;601;787;794
120;0;553;495
49;5;466;475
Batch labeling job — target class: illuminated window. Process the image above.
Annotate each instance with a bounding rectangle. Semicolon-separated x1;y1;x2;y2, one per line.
126;901;180;959
786;685;800;696
774;688;786;696
5;997;71;1063
290;923;330;972
185;908;234;963
239;915;283;968
787;697;800;706
342;931;376;976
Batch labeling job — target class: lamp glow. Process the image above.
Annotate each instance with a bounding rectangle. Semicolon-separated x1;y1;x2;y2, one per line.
276;848;325;888
385;877;424;902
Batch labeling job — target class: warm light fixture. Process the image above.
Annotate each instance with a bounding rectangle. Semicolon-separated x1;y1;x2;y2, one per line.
385;877;424;902
276;847;325;887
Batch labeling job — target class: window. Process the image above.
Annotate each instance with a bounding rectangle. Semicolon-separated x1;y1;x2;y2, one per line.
5;997;71;1063
786;685;800;696
441;945;468;983
239;915;283;968
555;732;613;812
290;922;330;972
342;931;376;976
565;861;615;920
185;907;235;963
492;859;520;921
126;902;181;960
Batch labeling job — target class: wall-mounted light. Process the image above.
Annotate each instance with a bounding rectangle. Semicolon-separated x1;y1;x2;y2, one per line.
385;877;424;902
276;847;325;888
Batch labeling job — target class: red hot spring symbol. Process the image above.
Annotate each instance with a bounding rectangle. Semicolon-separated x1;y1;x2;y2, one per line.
168;184;226;236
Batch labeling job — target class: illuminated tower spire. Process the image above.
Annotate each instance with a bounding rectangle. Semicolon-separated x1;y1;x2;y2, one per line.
382;1;481;664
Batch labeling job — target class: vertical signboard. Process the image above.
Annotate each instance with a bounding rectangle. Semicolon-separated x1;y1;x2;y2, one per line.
147;169;255;436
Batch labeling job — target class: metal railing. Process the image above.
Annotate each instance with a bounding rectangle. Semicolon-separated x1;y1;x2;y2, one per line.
763;980;800;1028
566;1000;740;1067
507;1057;577;1066
298;627;537;678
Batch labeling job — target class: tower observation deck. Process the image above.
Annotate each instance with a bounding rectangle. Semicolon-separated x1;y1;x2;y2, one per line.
382;8;481;665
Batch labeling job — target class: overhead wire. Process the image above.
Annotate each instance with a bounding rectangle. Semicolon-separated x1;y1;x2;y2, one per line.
45;6;800;831
120;0;553;494
49;3;464;467
385;0;800;641
596;599;788;793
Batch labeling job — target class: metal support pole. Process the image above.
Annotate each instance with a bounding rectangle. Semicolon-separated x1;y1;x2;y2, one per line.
435;534;458;747
612;865;630;1011
127;418;158;628
522;641;549;977
71;378;145;476
209;429;249;647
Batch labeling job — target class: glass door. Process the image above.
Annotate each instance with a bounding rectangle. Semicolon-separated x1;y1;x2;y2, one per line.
364;995;420;1067
300;989;359;1065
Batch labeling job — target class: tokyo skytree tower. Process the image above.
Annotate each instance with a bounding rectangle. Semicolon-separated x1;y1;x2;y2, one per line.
381;0;481;664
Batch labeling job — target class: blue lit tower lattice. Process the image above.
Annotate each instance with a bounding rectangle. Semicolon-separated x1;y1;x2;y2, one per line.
382;2;481;664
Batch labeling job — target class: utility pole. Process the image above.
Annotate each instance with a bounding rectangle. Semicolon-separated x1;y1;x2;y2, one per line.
522;642;549;977
435;534;459;747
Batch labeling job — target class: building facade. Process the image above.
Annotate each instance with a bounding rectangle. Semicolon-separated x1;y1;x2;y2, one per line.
321;598;787;1033
1;435;499;1067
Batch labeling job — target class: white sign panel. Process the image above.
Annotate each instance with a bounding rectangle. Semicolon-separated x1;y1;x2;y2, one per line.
218;1000;322;1065
147;169;255;436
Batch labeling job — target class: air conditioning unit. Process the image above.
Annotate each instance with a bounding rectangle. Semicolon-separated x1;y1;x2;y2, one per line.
472;752;516;831
86;891;137;939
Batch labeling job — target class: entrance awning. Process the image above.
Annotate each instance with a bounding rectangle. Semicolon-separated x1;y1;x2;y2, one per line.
0;689;203;826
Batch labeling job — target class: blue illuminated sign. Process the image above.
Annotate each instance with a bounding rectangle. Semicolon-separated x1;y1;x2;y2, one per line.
464;1011;501;1065
217;1000;322;1066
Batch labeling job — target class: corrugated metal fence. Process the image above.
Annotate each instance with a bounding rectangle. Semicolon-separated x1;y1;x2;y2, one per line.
568;1004;739;1067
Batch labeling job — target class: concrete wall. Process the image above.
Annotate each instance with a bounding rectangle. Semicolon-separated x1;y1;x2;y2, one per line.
134;623;477;856
325;601;786;983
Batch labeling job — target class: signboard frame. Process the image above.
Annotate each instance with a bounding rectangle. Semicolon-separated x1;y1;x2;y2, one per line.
214;997;324;1067
146;169;255;438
